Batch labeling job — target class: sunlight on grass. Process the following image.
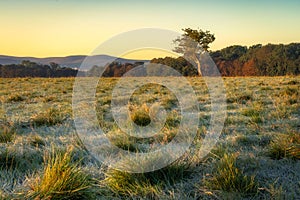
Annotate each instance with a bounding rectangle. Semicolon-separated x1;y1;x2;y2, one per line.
0;76;299;199
26;147;94;200
269;132;300;160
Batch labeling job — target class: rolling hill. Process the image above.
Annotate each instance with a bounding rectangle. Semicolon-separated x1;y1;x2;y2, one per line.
0;55;149;69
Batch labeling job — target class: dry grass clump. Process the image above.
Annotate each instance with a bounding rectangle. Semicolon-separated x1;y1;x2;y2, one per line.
204;153;258;195
130;104;151;127
26;147;94;200
279;86;299;105
0;123;15;143
0;145;43;172
268;132;300;160
227;93;253;104
108;129;138;152
103;161;191;199
28;134;46;148
241;108;263;123
6;93;26;102
30;107;66;126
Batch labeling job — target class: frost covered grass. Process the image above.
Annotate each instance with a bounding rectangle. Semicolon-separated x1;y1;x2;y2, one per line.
0;76;299;199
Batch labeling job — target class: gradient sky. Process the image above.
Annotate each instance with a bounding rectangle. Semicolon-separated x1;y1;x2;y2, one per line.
0;0;299;59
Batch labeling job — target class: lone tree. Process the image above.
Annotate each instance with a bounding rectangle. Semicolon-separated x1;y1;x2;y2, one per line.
173;28;215;76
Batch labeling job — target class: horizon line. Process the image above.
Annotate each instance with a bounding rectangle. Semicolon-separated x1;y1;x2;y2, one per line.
1;41;299;60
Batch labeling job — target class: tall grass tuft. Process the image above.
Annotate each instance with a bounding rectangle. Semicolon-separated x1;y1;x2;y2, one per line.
130;104;151;126
0;123;15;143
205;153;258;195
6;93;25;102
28;134;45;148
241;108;263;123
30;107;66;126
0;146;43;172
269;132;300;160
26;147;94;200
103;161;191;199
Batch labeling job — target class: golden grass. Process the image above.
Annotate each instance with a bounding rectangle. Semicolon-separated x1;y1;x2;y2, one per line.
0;76;298;199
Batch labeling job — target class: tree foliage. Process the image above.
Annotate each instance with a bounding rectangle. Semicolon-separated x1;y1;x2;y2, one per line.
173;28;215;76
213;43;300;76
174;28;215;53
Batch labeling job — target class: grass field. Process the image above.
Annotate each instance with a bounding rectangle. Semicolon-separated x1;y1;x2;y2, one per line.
0;76;299;199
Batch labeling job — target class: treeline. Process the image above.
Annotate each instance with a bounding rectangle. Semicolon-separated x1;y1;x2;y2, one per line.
1;43;299;77
87;57;198;77
87;62;143;77
148;43;300;76
87;43;300;77
212;43;300;76
0;60;79;78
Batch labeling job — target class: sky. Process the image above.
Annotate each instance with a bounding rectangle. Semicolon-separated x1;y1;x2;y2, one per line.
0;0;299;59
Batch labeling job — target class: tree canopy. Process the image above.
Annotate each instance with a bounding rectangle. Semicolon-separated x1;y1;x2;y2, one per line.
173;28;215;76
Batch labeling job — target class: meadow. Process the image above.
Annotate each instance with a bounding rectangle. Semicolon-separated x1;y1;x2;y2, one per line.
0;76;299;199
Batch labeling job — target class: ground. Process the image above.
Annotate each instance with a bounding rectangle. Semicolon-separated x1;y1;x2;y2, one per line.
0;76;299;199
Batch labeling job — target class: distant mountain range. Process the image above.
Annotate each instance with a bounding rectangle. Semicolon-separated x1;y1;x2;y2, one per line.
0;55;149;69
